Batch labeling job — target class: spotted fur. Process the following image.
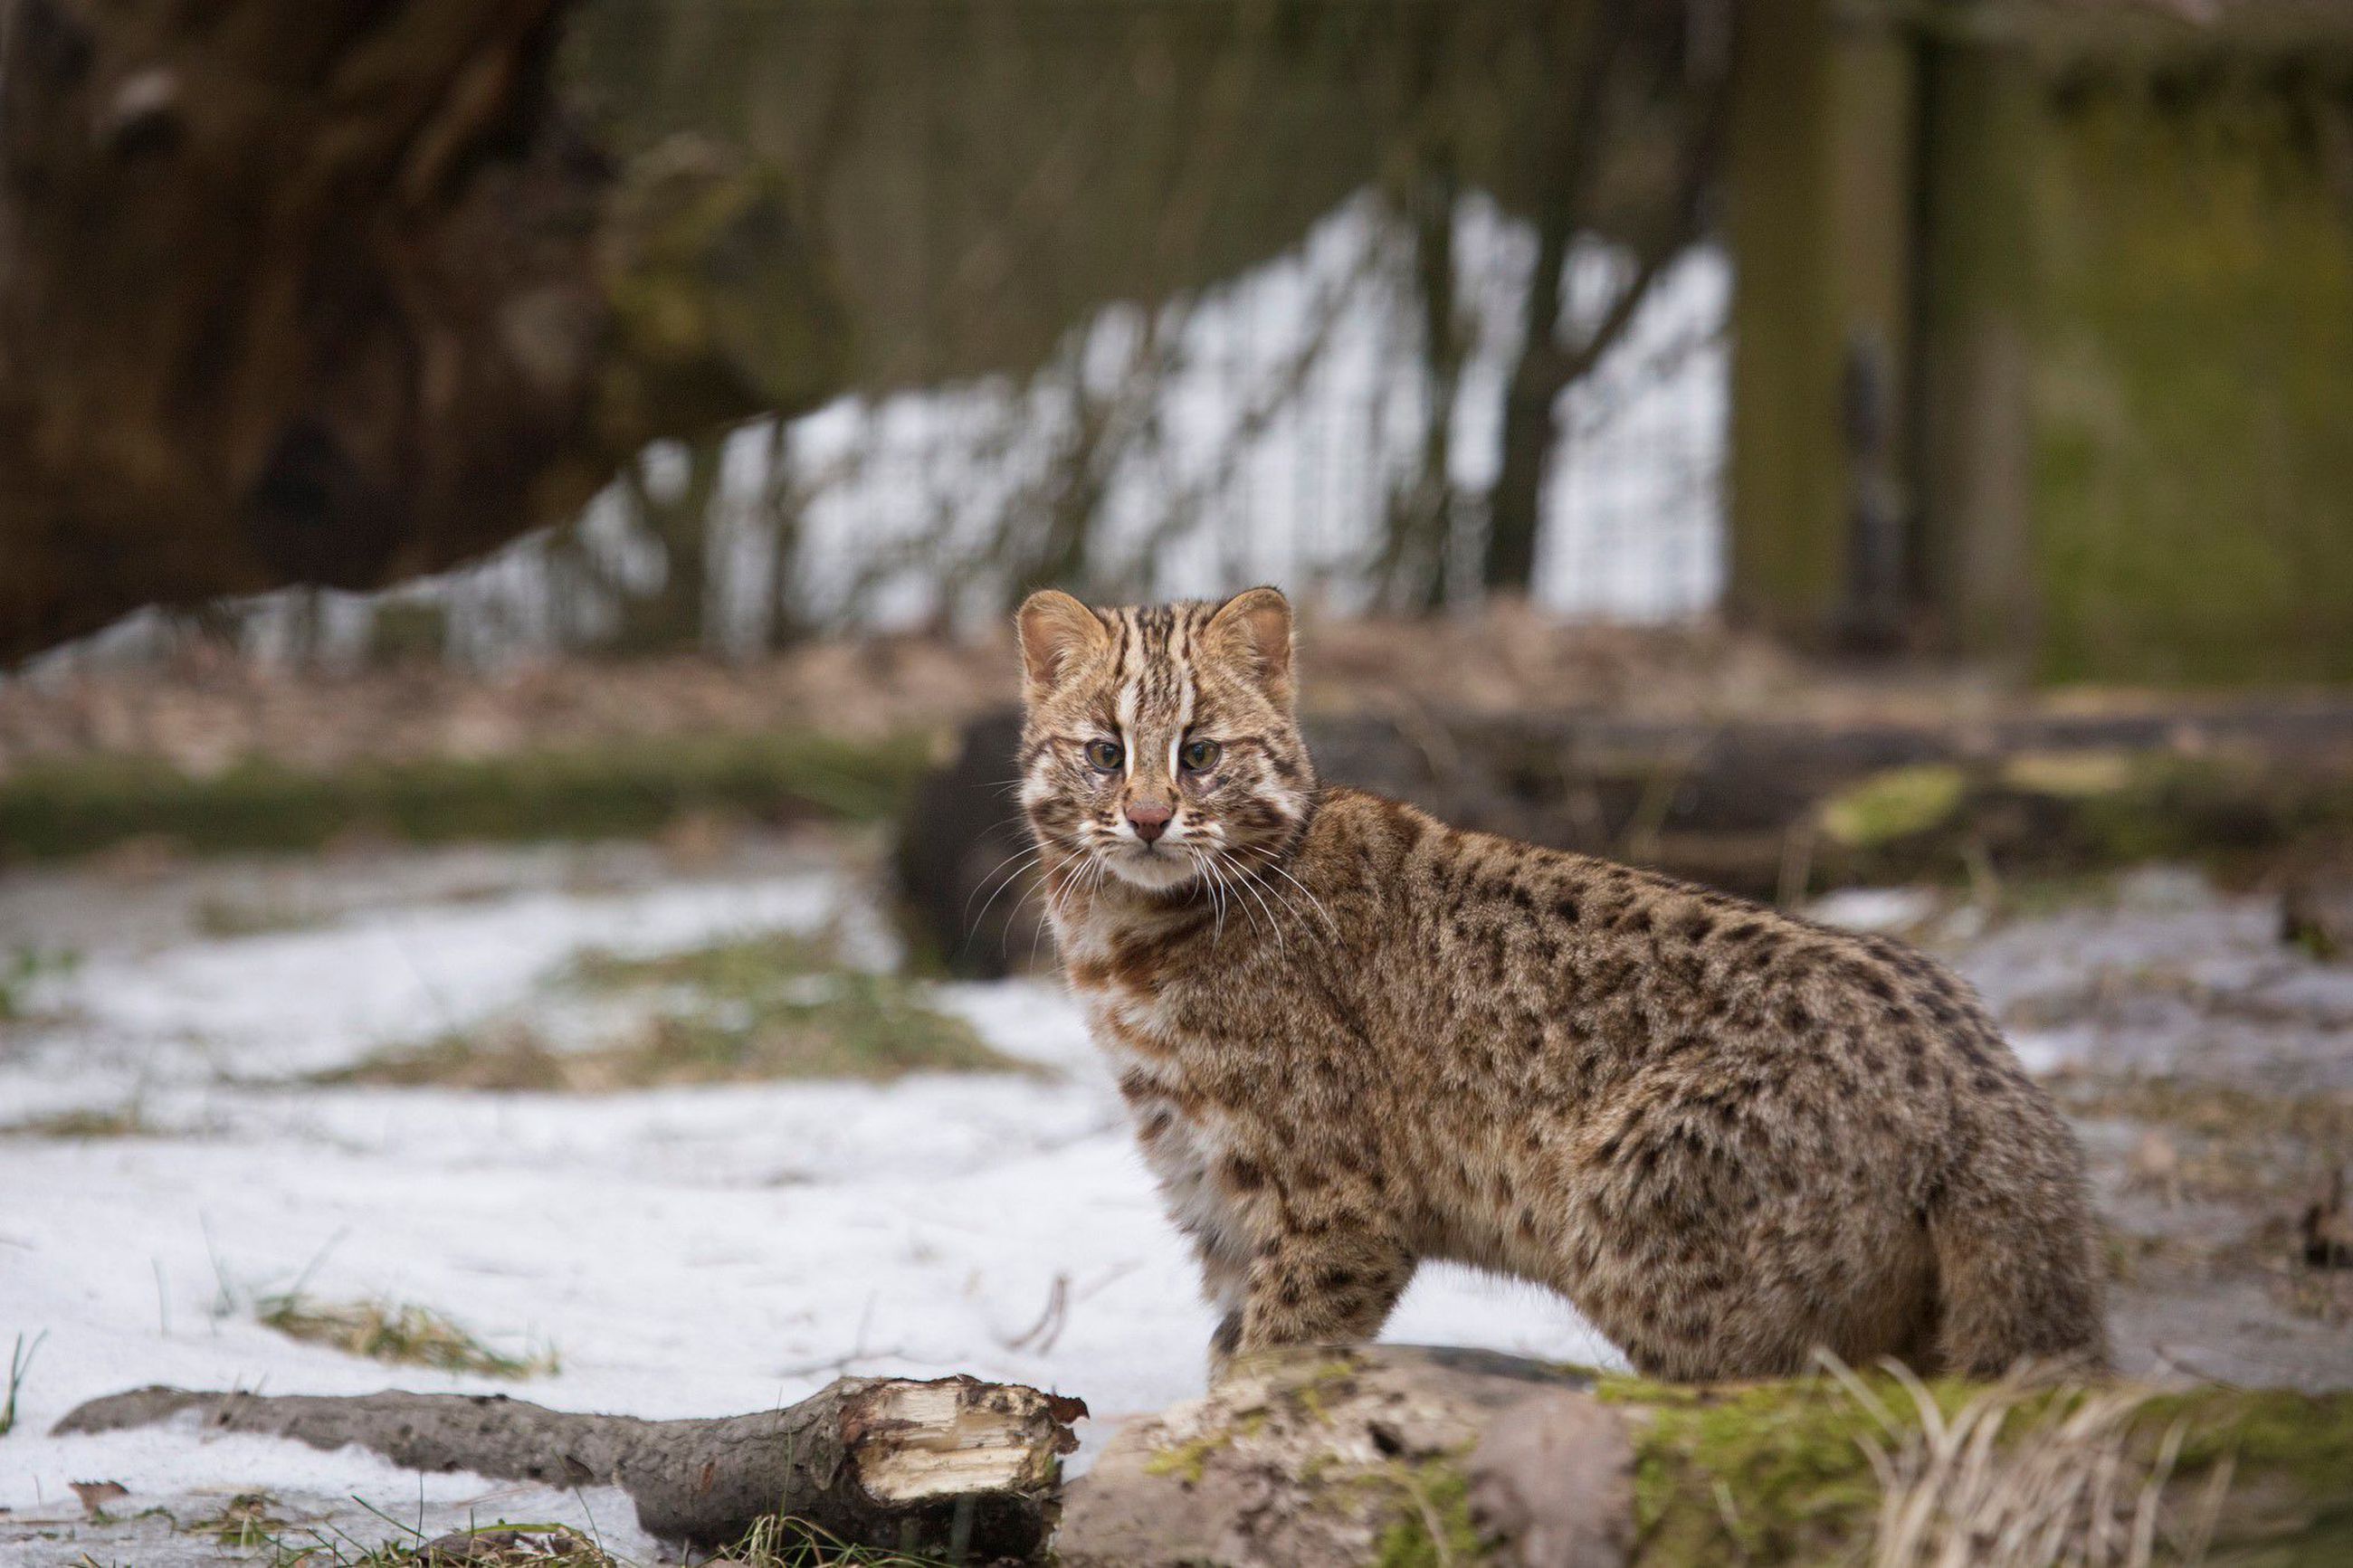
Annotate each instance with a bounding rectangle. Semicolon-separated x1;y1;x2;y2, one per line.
1015;586;2109;1381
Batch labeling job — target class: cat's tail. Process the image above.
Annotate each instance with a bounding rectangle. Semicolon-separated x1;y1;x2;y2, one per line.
1926;1104;2112;1379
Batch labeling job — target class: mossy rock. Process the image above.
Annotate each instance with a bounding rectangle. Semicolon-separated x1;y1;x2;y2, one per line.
1818;765;1971;849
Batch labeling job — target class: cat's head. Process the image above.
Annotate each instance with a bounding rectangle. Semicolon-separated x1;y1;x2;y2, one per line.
1015;587;1317;892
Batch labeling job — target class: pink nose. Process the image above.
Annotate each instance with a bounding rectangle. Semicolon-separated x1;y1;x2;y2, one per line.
1125;800;1173;842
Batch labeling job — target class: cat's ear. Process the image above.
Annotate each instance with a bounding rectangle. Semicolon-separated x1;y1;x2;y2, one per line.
1205;585;1294;707
1016;589;1110;699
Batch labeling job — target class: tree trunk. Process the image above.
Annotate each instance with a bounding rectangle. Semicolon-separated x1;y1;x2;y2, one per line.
1481;1;1729;599
0;0;843;664
53;1374;1082;1557
1480;1;1631;596
1059;1345;2353;1568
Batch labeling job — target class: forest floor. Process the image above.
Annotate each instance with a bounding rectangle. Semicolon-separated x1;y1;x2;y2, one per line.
3;611;2254;785
0;831;2347;1565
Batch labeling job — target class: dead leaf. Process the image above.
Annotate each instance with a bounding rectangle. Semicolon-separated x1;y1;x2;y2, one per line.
2129;1129;2182;1203
2305;1167;2352;1269
69;1480;129;1517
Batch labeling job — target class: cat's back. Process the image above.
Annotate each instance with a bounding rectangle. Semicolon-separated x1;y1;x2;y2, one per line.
1293;786;2019;1115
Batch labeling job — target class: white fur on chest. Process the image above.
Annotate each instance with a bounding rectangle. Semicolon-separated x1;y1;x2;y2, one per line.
1068;978;1248;1293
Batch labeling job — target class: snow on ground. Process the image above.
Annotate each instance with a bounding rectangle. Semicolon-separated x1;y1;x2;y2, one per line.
1903;866;2353;1094
16;840;2340;1560
0;839;1615;1562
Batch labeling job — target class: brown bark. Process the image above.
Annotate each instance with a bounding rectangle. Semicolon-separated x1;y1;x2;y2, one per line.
52;1375;1082;1556
0;0;840;664
1481;0;1728;596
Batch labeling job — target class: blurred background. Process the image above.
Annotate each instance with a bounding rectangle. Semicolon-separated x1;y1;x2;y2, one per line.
3;0;2352;1562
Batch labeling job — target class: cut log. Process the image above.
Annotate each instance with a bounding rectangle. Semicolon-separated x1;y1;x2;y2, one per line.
52;1375;1083;1557
1056;1345;2353;1568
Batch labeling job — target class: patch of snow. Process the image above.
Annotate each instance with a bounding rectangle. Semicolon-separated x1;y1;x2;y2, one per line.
2;871;845;1101
0;845;1617;1547
1805;887;1940;936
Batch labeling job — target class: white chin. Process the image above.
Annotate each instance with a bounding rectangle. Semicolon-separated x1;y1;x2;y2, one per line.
1104;847;1199;891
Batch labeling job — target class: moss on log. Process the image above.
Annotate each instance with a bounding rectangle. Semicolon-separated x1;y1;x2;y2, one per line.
1059;1346;2353;1568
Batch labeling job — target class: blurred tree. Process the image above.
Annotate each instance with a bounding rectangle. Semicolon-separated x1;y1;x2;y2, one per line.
1371;1;1469;614
611;436;724;655
1481;0;1729;596
0;0;843;663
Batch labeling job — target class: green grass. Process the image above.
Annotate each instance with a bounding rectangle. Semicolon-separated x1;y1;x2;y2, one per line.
0;731;932;862
724;1516;959;1567
330;931;1028;1090
257;1293;557;1380
0;946;77;1021
1370;1454;1481;1568
2;1329;42;1437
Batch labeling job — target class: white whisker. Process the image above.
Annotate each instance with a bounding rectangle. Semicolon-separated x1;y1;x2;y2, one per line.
1234;844;1339;938
966;849;1057;965
1223;856;1287;954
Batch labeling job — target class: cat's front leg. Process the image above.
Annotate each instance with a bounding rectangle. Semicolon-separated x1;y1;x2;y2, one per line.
1196;1232;1251;1377
1233;1226;1416;1358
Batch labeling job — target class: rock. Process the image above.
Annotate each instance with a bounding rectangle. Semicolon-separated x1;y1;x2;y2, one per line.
1465;1391;1633;1568
2282;879;2353;961
1054;1345;1628;1568
2307;1166;2353;1269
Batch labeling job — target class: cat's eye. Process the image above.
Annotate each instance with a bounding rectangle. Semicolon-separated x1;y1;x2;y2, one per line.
1181;738;1222;773
1084;738;1124;771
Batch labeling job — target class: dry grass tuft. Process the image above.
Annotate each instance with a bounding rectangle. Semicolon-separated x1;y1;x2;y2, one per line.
0;1103;153;1138
723;1515;955;1566
258;1515;945;1567
1819;1355;2231;1568
329;931;1028;1091
263;1521;615;1567
195;1491;291;1549
258;1292;557;1380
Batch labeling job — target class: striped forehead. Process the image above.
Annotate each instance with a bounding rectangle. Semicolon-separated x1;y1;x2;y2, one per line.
1107;604;1213;749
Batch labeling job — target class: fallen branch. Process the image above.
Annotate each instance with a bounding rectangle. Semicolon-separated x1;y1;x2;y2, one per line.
53;1375;1083;1557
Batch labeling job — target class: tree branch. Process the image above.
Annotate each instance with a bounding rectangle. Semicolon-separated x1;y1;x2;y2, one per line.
53;1375;1083;1556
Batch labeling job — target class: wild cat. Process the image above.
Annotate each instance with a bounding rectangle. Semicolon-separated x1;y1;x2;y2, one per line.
1015;586;2108;1381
